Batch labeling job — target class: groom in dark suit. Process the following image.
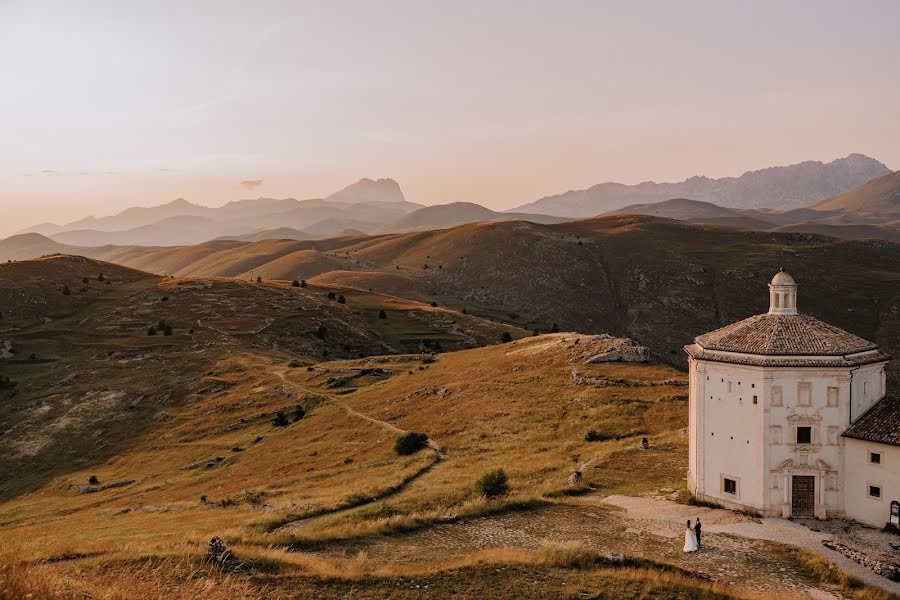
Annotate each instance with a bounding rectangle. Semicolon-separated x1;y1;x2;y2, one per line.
694;518;702;549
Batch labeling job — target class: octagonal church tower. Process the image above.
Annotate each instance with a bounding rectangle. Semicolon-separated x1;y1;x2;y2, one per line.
685;270;890;519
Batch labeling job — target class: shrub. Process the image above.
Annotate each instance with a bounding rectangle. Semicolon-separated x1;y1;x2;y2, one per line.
157;320;166;331
461;308;468;314
200;495;207;504
291;280;300;287
272;411;289;427
288;359;301;368
61;284;71;295
300;280;307;288
327;291;336;300
551;322;560;333
475;468;509;498
97;272;105;282
256;276;262;283
394;431;429;456
421;354;436;364
28;353;36;361
82;277;89;284
162;325;173;336
378;309;387;319
337;294;346;304
147;327;156;336
292;406;305;421
430;301;437;307
584;429;606;442
88;475;99;485
0;375;16;390
315;325;327;339
500;331;513;343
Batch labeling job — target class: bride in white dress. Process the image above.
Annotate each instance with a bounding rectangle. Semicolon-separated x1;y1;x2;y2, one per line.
683;519;699;552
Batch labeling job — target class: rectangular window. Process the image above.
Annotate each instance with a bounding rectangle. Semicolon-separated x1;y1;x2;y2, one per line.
796;426;812;445
798;382;812;407
752;395;758;405
869;485;881;499
827;426;839;446
727;380;733;393
772;386;783;407
723;478;737;495
827;387;839;407
870;452;882;465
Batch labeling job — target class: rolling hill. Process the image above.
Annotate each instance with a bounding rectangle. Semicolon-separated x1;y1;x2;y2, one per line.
810;170;900;216
513;153;890;216
378;202;569;233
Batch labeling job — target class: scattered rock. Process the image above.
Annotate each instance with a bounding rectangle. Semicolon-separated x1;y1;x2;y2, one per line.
822;540;900;581
605;552;624;563
206;536;233;565
585;338;649;363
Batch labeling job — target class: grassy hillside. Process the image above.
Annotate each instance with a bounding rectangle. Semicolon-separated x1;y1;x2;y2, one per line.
338;216;900;380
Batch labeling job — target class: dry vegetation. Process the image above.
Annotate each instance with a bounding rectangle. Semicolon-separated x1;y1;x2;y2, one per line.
1;254;896;599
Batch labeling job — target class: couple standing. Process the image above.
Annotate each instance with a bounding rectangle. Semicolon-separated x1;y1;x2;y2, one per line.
683;518;702;552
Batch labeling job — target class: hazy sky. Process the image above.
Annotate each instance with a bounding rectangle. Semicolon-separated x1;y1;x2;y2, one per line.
1;0;899;235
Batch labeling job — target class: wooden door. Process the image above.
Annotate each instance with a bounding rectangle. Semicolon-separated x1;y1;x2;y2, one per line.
791;476;815;517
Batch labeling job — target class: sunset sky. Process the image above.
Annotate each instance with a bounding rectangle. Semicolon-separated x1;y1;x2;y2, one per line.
1;0;899;235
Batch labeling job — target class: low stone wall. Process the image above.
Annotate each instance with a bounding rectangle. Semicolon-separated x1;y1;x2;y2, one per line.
822;540;900;581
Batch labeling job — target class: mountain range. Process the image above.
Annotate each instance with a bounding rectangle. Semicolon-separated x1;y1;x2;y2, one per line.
11;154;893;248
512;153;890;216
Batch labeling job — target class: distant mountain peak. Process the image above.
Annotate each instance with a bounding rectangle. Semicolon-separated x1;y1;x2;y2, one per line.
327;177;405;204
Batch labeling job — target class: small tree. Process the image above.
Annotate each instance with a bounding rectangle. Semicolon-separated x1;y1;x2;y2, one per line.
163;324;173;336
291;280;300;287
327;291;336;300
378;309;387;319
394;431;429;456
62;284;71;296
475;469;509;499
500;332;513;343
300;280;307;288
430;301;438;307
292;406;305;421
82;276;89;284
551;322;560;333
157;320;166;331
337;295;346;304
256;276;262;283
147;327;156;336
97;273;105;282
315;324;328;339
88;475;100;485
272;411;289;427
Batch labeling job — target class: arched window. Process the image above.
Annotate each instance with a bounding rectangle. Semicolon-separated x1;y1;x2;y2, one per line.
774;293;780;308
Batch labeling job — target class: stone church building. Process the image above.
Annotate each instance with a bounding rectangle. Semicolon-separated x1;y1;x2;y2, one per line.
686;270;899;527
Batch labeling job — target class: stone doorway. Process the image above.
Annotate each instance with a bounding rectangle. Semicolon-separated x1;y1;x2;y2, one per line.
791;475;815;517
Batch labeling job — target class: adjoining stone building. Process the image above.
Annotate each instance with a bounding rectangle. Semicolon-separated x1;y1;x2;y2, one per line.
685;270;898;527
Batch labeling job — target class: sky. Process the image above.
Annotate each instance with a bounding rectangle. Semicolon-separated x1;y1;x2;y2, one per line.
1;0;899;235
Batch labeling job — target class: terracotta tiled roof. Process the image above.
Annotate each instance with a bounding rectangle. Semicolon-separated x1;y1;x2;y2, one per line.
842;394;900;447
694;313;878;356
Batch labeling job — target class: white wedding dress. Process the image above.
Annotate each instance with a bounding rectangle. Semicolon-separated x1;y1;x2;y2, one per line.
683;527;699;552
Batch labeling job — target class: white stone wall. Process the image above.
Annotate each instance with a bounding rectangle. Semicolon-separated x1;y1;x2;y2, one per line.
844;439;900;527
689;359;767;510
689;356;887;518
849;363;886;424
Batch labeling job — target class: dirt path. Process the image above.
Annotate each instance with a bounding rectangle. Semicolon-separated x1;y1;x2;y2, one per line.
600;495;900;597
271;368;444;530
311;503;846;598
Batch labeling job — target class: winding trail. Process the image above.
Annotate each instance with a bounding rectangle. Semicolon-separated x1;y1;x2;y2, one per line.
270;368;444;530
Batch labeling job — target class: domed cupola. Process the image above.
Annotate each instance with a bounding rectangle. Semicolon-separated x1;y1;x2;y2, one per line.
768;268;797;316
